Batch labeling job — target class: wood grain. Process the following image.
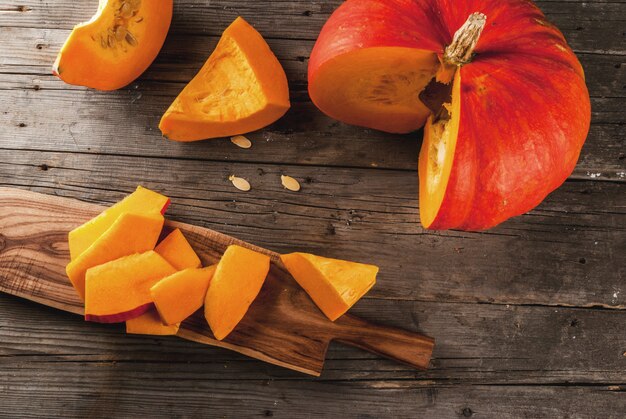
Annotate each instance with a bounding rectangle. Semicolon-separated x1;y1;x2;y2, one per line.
0;187;434;376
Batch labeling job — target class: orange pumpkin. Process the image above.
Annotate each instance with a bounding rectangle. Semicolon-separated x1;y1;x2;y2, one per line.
159;17;291;141
84;251;177;323
126;309;180;335
69;186;169;260
204;245;270;340
281;253;378;321
53;0;173;90
66;212;164;300
151;266;216;326
154;228;202;271
309;0;591;230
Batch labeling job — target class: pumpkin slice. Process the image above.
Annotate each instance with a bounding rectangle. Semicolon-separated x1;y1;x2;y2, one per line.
53;0;173;90
204;245;270;340
66;212;164;300
280;253;378;321
155;228;201;270
151;266;216;326
159;17;290;141
69;186;170;260
85;251;177;323
126;309;180;335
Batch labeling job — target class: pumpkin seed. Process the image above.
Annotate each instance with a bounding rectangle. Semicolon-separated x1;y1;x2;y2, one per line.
129;0;142;10
281;175;301;192
100;36;108;49
125;31;138;47
230;135;252;149
107;34;115;48
120;2;133;18
114;25;127;41
229;175;251;192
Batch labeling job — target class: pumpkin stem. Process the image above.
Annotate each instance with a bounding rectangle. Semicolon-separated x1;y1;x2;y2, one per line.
444;12;487;66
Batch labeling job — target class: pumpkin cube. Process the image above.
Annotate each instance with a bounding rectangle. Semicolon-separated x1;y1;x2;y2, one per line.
84;251;177;323
66;212;164;300
126;309;180;336
204;245;270;340
155;228;201;270
69;186;170;260
151;266;216;325
280;253;378;321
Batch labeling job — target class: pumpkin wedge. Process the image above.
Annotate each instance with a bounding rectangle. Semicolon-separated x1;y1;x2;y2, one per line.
204;245;270;340
159;17;290;141
151;266;217;326
66;212;164;300
281;253;378;321
126;309;180;335
53;0;173;90
154;228;201;270
85;251;177;323
69;186;170;260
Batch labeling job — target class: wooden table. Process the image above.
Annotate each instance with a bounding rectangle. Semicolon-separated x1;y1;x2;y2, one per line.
1;1;624;417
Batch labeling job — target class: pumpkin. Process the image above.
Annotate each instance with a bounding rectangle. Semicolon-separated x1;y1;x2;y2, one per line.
84;251;177;323
280;253;378;321
69;186;169;260
126;309;180;335
204;245;270;340
151;266;216;326
66;212;164;300
308;0;591;230
52;0;173;90
154;228;202;271
159;17;291;141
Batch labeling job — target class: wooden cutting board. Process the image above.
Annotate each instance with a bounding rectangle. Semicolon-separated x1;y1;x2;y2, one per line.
0;187;434;376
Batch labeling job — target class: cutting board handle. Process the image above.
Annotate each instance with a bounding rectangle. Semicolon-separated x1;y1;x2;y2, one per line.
332;314;434;370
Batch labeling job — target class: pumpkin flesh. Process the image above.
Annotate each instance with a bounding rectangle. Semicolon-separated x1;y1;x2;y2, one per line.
69;186;170;260
53;0;173;90
159;17;290;141
66;212;164;300
126;309;180;335
154;228;202;271
151;266;216;326
84;251;177;323
204;245;270;340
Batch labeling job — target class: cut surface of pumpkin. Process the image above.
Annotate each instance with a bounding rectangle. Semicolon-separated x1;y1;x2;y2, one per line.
154;228;202;270
204;245;270;340
85;251;177;323
310;47;437;134
53;0;173;90
418;71;461;229
66;212;164;300
69;186;170;260
281;253;378;321
159;17;290;141
151;266;216;325
126;309;180;335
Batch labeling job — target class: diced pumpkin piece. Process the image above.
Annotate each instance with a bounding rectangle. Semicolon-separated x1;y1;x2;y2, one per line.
69;186;170;260
280;253;378;321
159;17;290;141
151;265;216;325
126;309;180;336
66;212;164;300
85;251;177;323
204;245;270;340
155;228;202;270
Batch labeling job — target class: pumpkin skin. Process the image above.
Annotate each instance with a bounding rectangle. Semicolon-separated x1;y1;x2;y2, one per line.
309;0;591;230
53;0;173;90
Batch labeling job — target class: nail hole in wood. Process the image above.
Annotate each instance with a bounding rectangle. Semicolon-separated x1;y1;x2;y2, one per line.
462;408;474;417
579;257;586;264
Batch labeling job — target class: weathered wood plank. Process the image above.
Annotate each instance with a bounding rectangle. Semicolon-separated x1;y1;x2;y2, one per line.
0;73;623;179
1;295;625;384
0;151;624;308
